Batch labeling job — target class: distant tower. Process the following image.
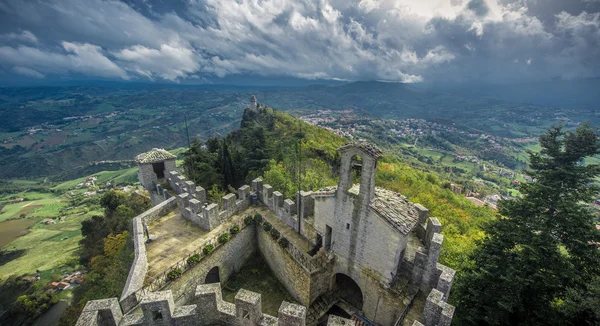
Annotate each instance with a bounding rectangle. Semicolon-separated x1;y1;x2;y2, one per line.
250;95;257;109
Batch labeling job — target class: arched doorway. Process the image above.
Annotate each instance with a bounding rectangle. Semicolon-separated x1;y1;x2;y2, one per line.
205;266;220;284
332;273;363;310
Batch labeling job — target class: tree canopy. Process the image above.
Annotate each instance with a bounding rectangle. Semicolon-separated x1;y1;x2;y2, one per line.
454;124;600;325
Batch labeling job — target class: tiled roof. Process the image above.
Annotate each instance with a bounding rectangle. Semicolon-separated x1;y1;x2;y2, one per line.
314;184;420;235
338;141;383;159
369;187;419;235
135;148;176;164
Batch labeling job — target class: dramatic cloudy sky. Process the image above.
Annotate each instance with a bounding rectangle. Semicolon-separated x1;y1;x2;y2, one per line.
0;0;599;84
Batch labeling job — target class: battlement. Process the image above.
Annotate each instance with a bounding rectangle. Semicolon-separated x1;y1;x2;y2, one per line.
107;143;457;326
252;178;304;232
78;284;307;326
169;171;251;231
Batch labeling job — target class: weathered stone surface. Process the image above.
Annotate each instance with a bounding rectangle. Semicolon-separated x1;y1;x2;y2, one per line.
82;143;457;326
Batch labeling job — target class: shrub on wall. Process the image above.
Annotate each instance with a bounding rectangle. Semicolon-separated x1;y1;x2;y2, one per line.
218;233;230;244
253;212;263;225
187;254;201;266
244;215;253;226
270;227;280;240
278;237;289;248
203;244;214;255
230;225;240;235
167;269;182;280
263;221;272;232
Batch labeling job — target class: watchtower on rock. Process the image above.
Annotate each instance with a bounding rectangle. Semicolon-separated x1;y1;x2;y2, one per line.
250;95;258;110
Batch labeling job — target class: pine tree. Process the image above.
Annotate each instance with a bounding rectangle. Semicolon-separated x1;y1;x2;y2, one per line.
455;124;600;325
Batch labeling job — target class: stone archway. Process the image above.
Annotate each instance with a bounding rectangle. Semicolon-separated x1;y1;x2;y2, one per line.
332;273;363;310
205;266;220;284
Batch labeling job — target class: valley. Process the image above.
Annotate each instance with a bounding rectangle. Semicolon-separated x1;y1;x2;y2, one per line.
1;82;599;325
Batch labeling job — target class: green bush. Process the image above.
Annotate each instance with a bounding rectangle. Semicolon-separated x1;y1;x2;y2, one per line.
270;227;280;240
278;237;289;248
263;221;272;232
187;254;201;266
167;269;182;280
244;215;253;226
253;212;263;225
203;244;214;255
218;233;230;244
230;225;240;235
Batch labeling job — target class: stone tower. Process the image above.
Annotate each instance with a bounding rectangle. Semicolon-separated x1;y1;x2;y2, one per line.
250;95;257;109
135;148;177;190
335;141;382;208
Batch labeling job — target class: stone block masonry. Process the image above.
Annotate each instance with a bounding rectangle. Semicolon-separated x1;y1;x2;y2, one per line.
120;197;178;312
164;225;258;304
82;142;457;326
169;171;251;231
257;225;313;305
77;284;307;326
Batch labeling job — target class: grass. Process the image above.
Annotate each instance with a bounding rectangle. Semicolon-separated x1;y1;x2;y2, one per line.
0;195;64;222
0;214;86;279
51;167;138;191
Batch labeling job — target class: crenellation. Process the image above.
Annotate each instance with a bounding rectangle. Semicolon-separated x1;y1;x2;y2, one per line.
421;233;444;293
423;289;454;326
185;181;196;195
83;142;457;326
189;198;202;214
140;291;175;325
425;217;442;249
223;193;237;212
78;285;312;326
235;289;263;325
203;203;220;230
435;264;455;301
298;191;314;219
263;184;273;206
238;185;251;201
196;186;207;204
273;191;284;209
277;301;306;326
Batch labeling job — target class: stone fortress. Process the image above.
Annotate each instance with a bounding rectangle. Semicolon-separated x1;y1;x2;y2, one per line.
77;135;455;326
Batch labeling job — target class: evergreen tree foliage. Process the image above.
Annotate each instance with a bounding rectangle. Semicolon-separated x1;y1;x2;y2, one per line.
182;107;342;196
454;124;600;325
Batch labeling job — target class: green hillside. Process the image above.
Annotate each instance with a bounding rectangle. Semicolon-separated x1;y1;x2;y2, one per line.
183;106;495;274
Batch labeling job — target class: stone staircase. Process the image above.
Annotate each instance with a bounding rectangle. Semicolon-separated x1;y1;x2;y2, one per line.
306;291;338;326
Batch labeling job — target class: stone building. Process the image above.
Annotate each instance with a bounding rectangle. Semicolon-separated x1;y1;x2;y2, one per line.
77;141;454;326
136;148;177;190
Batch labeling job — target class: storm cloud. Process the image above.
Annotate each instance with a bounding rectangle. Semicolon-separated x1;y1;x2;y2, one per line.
0;0;598;83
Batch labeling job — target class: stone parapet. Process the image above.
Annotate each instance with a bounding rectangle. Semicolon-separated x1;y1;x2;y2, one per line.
175;185;252;231
120;197;178;312
78;285;308;326
423;289;455;326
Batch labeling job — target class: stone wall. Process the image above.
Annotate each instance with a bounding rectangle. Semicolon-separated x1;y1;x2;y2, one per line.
138;163;157;190
164;226;258;304
120;197;178;312
170;171;251;231
252;178;300;233
257;226;312;306
77;284;307;326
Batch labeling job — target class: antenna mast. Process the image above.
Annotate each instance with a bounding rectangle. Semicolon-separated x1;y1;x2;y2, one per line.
184;113;191;149
297;122;302;233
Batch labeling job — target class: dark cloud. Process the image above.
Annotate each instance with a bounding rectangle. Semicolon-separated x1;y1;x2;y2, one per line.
467;0;489;17
0;0;598;83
